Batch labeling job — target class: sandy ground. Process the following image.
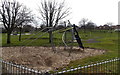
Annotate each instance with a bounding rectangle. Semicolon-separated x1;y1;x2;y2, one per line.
1;46;105;72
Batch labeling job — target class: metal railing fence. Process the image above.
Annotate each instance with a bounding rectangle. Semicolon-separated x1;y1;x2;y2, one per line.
0;59;50;75
53;57;120;75
0;57;120;75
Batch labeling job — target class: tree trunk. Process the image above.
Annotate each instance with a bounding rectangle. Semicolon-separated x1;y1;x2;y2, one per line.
49;31;52;43
19;27;22;41
7;32;11;44
84;25;86;33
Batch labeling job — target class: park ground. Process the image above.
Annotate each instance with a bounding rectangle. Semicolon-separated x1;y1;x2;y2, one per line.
1;29;119;72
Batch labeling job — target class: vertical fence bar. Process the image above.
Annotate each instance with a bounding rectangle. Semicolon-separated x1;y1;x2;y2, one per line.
3;62;5;75
87;65;89;74
99;61;101;73
113;59;115;73
117;58;119;73
88;64;90;74
26;67;29;75
11;63;13;74
90;63;92;73
114;58;116;73
91;63;93;73
111;59;114;73
115;58;117;73
83;64;86;74
14;65;16;75
11;64;13;75
116;58;118;72
22;66;24;75
6;63;9;75
24;67;26;75
106;59;108;73
32;69;35;75
19;65;22;75
9;63;11;74
101;60;104;73
28;69;32;75
2;62;4;74
12;64;14;75
8;63;10;74
111;59;113;73
85;65;88;74
119;58;120;74
93;63;95;74
16;65;18;75
104;60;106;74
0;62;1;75
109;59;112;73
5;62;8;75
117;58;118;73
3;62;6;74
93;63;96;74
96;61;99;74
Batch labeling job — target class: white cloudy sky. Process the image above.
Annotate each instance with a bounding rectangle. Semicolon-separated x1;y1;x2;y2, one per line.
16;0;119;25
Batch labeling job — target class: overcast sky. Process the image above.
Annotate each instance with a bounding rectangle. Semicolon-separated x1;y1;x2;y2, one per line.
15;0;119;25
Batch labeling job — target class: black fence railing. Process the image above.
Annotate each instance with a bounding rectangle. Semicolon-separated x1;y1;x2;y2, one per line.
0;57;120;75
53;57;120;75
0;59;50;75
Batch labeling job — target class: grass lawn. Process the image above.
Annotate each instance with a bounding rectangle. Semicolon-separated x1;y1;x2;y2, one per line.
1;29;119;73
68;30;119;66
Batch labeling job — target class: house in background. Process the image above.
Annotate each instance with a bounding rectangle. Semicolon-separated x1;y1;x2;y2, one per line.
114;25;120;31
97;25;110;30
97;25;120;31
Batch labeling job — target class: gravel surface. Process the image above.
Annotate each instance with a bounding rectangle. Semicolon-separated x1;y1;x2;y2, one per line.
1;46;105;71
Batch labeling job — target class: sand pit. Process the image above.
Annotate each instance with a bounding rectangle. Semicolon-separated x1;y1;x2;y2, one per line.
2;46;105;71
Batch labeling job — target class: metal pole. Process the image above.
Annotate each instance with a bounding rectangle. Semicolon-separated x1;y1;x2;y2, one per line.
64;21;67;50
51;28;56;53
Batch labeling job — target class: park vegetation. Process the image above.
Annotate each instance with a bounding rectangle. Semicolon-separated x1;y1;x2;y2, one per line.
0;0;119;73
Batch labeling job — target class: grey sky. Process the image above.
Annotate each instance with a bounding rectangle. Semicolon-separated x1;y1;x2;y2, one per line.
9;0;120;25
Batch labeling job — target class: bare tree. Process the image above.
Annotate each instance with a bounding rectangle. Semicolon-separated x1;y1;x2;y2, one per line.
38;0;71;43
106;22;113;26
0;0;33;43
0;0;21;44
79;18;88;33
86;21;96;31
33;16;39;31
17;6;33;41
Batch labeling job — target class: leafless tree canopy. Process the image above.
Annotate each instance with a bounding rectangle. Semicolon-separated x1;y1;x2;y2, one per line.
0;0;21;30
0;0;33;43
38;0;71;28
106;22;113;26
38;0;71;43
79;18;88;26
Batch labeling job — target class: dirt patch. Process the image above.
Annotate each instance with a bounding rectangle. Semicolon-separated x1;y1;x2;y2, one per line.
1;46;105;72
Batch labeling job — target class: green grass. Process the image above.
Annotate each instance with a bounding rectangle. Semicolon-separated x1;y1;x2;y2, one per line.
1;29;119;73
67;30;118;65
